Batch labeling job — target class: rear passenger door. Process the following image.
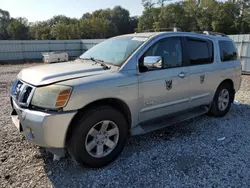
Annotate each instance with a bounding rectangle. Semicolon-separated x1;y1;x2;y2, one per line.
186;37;216;108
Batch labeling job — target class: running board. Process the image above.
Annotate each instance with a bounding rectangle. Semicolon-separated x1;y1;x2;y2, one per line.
131;106;209;135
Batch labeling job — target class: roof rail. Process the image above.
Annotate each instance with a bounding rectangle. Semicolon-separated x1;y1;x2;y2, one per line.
141;27;181;33
196;31;227;37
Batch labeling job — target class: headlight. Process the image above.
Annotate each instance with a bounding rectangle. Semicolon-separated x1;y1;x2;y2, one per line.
31;85;72;110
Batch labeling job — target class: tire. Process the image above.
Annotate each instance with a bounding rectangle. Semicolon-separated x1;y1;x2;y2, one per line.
67;106;128;168
209;82;233;117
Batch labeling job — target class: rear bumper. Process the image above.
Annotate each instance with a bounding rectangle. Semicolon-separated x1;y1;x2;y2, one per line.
11;99;77;148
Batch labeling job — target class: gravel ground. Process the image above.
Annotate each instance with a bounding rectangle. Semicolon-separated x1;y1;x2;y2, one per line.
0;63;250;188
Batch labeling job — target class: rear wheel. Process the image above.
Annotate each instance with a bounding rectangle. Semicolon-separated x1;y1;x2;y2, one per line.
209;83;233;117
67;106;128;168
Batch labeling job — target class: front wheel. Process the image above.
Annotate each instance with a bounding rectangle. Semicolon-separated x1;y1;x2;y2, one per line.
67;106;128;168
209;83;233;117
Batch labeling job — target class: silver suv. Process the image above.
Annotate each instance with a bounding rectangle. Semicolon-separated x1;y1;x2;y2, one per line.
10;31;242;167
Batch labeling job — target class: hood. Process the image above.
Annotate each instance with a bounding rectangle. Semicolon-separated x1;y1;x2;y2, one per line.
18;60;115;86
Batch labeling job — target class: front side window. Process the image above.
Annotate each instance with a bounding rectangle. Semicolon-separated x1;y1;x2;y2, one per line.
140;37;183;70
187;38;213;65
80;36;147;67
219;41;238;62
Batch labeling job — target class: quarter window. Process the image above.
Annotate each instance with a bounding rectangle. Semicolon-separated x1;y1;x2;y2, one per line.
187;38;213;65
219;41;238;62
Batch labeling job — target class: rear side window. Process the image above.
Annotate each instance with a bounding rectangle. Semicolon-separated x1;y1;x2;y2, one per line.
187;38;213;65
219;41;237;62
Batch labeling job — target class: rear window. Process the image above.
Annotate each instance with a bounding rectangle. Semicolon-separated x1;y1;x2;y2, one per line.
187;38;213;65
219;41;237;62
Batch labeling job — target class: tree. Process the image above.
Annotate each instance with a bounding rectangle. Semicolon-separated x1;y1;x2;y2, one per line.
142;0;155;9
0;9;10;39
29;22;53;40
129;16;139;32
7;18;29;40
159;3;187;30
111;6;131;34
158;0;169;7
138;6;161;31
67;23;81;39
47;15;74;26
236;0;250;33
2;2;250;40
90;17;112;38
212;1;240;34
182;0;200;31
51;22;70;40
79;17;113;39
80;6;136;37
82;13;92;20
195;0;218;31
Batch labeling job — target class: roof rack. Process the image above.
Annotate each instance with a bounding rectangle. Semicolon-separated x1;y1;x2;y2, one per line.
141;27;181;33
196;31;228;37
137;29;227;37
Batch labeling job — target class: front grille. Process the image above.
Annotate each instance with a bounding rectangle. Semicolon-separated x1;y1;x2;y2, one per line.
20;86;32;104
11;80;35;107
10;80;22;99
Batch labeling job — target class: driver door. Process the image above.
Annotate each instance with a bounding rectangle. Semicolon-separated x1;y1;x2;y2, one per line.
138;37;190;123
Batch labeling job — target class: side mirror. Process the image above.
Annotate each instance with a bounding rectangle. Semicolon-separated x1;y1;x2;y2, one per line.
143;56;163;69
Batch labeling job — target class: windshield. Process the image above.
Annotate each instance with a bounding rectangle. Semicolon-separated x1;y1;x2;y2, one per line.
80;36;147;67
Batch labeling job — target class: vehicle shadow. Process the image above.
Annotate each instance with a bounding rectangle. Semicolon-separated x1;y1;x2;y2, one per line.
40;102;250;188
39;123;198;187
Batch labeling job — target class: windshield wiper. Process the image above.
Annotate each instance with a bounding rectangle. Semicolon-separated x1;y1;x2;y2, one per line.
81;57;111;70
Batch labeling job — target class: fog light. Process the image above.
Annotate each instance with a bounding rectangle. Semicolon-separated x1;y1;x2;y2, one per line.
25;127;34;140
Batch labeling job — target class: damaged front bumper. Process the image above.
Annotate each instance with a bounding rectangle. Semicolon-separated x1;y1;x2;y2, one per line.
10;98;77;157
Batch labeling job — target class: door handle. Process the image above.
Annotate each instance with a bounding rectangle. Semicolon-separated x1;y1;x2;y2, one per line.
178;72;188;79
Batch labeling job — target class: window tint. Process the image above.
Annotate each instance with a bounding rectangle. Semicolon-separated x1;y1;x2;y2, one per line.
219;41;237;62
187;38;213;65
142;37;183;69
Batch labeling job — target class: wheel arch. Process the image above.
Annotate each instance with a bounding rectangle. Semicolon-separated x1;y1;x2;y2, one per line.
65;98;132;145
215;79;235;102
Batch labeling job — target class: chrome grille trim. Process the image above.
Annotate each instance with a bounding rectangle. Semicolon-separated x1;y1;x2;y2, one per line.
10;80;35;107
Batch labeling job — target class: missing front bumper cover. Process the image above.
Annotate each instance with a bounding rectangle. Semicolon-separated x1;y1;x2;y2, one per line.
11;109;23;132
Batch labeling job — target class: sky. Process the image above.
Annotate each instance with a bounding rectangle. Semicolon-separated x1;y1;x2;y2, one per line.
1;0;145;22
